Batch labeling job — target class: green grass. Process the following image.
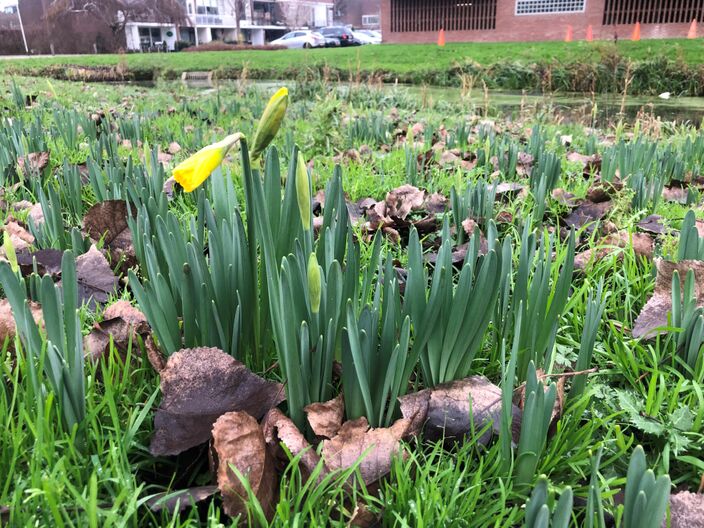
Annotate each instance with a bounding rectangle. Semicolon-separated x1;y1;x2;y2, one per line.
3;39;704;94
0;75;703;526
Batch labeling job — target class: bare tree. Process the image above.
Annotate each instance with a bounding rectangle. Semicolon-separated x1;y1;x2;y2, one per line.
223;0;245;42
46;0;188;45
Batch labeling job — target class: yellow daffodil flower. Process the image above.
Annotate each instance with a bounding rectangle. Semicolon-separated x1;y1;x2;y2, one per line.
251;87;289;161
173;133;242;192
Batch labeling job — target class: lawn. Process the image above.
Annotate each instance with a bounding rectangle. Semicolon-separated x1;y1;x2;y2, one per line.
0;75;702;526
3;38;704;94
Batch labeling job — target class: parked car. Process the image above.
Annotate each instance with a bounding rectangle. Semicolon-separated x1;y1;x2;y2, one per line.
319;26;361;47
352;30;382;45
270;30;326;49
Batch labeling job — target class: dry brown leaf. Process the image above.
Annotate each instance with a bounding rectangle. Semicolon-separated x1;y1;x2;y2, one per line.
16;248;63;277
82;200;135;268
304;394;344;439
321;417;409;486
167;142;182;155
83;300;150;361
551;188;578;207
17;151;50;174
2;220;34;254
66;245;118;309
564;200;612;230
147;485;218;513
633;259;704;339
424;192;447;214
0;298;43;347
262;408;322;479
150;347;285;456
398;376;522;444
348;502;380;528
668;491;704;528
661;186;689;204
585;178;623;203
638;214;668;235
385;185;425;221
213;411;276;519
574;231;654;270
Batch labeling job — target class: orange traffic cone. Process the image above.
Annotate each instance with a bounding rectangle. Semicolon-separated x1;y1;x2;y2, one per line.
631;22;641;41
564;25;573;42
438;28;446;47
586;25;593;42
688;19;697;39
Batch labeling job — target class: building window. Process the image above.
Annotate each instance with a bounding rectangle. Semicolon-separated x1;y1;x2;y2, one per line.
362;14;380;27
138;27;162;48
515;0;586;15
390;0;498;33
603;0;704;25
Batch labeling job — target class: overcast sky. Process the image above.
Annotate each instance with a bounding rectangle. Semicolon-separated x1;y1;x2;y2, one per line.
0;0;17;8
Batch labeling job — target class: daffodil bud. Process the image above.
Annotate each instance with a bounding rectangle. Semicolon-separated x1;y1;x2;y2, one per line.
307;253;321;314
173;132;242;192
3;231;18;273
251;87;289;161
296;152;311;231
406;124;414;145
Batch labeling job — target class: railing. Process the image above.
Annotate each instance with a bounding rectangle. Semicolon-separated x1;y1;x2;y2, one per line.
193;14;238;26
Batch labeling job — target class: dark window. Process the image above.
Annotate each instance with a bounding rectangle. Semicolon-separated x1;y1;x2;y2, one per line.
390;0;498;33
603;0;704;25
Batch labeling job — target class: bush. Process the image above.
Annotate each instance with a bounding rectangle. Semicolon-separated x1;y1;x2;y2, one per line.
182;41;286;52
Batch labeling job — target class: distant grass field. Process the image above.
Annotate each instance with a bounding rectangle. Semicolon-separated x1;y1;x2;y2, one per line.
3;39;704;94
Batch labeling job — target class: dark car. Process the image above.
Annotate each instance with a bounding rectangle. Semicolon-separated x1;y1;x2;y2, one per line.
320;26;362;47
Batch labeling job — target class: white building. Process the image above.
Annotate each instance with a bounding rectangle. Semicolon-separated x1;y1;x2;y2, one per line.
125;0;333;51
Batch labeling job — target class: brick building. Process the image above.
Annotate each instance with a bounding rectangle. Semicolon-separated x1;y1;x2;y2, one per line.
381;0;703;43
334;0;381;29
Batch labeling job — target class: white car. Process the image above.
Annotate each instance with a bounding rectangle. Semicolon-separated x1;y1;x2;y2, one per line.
270;30;326;49
352;30;382;45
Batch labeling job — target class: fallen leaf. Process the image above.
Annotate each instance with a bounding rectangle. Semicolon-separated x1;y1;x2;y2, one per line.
83;300;150;361
213;411;276;519
574;232;654;270
16;248;63;277
585;178;623;203
551;188;579;207
17;151;50;174
348;502;380;527
147;485;218;513
262;408;322;478
563;200;612;230
2;220;34;253
150;347;285;456
633;259;704;339
305;394;344;439
167;142;182;155
0;298;43;347
398;376;522;444
566;151;601;176
662;186;689;204
321;417;409;485
638;214;667;235
82;200;135;268
424;192;447;214
385;185;425;221
492;182;526;201
668;491;704;528
67;245;118;309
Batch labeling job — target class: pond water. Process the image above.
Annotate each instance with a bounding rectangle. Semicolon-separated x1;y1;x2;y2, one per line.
170;78;704;126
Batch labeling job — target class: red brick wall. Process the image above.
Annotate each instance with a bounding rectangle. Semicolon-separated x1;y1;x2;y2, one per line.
381;0;697;42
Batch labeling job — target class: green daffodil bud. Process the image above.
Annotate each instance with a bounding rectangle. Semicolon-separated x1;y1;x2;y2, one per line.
307;252;321;314
251;87;289;161
296;152;311;231
3;231;18;273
